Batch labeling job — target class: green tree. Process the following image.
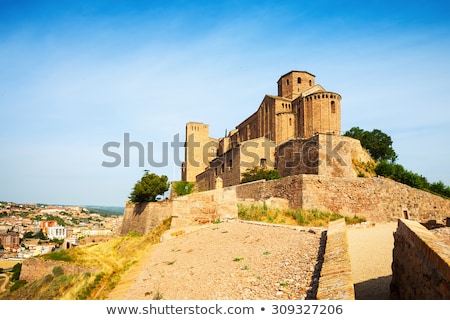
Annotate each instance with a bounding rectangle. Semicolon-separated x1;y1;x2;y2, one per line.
23;231;34;239
35;230;47;240
344;127;397;162
11;263;22;281
129;170;170;203
241;166;281;183
172;181;195;196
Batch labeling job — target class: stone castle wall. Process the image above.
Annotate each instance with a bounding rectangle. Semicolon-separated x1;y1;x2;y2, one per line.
120;201;173;235
300;175;450;223
276;135;373;180
390;219;449;299
120;174;450;236
121;188;239;235
170;187;238;229
234;174;450;224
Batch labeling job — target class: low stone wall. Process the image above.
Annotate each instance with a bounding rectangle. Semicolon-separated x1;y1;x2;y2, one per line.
235;175;303;208
20;258;97;283
121;188;239;235
390;219;450;299
171;187;238;228
316;219;355;300
121;201;172;235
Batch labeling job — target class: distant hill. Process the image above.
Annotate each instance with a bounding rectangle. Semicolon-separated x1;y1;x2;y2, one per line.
84;205;125;216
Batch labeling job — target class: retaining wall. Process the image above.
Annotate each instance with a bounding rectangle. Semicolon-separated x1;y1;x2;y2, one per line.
121;201;172;235
235;175;450;224
121;188;239;235
120;174;450;236
20;258;98;283
390;219;450;299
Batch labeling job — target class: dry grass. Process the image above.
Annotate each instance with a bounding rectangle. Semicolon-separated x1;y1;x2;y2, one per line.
0;260;21;269
238;204;366;227
352;159;377;178
0;218;172;300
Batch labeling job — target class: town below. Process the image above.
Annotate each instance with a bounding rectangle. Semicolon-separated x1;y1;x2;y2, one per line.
0;201;123;261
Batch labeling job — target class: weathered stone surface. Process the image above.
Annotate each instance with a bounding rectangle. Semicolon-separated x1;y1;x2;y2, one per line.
20;258;98;283
316;219;355;300
120;202;172;235
390;219;450;299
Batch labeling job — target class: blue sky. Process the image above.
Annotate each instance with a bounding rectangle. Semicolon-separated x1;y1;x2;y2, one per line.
1;0;449;207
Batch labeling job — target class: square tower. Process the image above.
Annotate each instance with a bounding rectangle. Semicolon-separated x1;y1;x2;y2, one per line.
182;122;218;182
277;71;316;99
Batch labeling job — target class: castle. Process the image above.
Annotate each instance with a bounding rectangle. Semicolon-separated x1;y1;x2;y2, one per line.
181;70;369;190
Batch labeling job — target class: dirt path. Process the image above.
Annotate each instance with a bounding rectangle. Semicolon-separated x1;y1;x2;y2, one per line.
0;274;9;292
107;220;325;300
347;222;397;300
108;219;399;300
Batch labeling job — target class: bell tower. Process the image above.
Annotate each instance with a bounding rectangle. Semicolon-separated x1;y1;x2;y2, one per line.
277;71;316;99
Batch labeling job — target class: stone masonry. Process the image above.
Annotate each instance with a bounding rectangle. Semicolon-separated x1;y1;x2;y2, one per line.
390;219;450;299
182;70;342;188
121;174;450;236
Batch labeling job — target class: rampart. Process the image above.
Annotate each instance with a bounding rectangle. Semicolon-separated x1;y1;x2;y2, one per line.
120;188;238;235
316;219;355;299
390;219;450;299
235;175;450;224
121;201;173;235
120;174;450;235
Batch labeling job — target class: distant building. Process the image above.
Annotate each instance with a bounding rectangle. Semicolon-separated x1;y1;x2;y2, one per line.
47;226;66;240
0;231;20;251
40;220;58;234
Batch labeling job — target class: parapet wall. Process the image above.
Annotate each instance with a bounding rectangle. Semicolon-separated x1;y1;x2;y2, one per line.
390;219;450;299
170;187;238;229
235;175;450;224
121;188;239;235
235;175;303;208
121;202;173;235
120;174;450;236
316;219;355;300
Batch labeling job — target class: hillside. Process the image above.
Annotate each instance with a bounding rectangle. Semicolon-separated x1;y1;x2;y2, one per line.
0;218;171;300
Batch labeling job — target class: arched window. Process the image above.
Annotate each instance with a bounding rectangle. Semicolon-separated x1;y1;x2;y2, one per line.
287;79;290;85
297;77;301;84
309;80;312;86
331;101;336;113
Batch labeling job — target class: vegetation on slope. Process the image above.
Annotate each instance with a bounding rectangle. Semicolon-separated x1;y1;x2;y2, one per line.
238;204;365;227
0;218;171;300
345;126;450;199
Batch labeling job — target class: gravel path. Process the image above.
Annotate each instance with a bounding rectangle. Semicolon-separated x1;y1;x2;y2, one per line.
109;219;449;301
108;220;325;300
347;222;397;300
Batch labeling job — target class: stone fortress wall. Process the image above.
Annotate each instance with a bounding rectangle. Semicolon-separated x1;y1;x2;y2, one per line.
121;173;450;235
390;219;449;299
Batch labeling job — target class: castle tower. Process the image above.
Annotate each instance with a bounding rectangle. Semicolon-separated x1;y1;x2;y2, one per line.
277;71;316;99
182;122;218;182
296;91;342;138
